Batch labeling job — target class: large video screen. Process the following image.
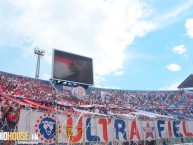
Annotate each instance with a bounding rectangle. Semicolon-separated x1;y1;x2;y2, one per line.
52;49;93;85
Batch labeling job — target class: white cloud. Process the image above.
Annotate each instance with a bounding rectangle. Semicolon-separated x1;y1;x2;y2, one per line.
172;45;186;55
0;0;156;85
166;64;181;72
159;82;180;90
0;0;192;86
93;84;120;90
114;70;124;76
103;85;121;90
94;76;106;86
42;73;50;80
154;0;193;29
185;18;193;38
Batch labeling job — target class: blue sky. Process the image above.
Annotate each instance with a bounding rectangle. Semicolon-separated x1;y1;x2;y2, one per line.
0;0;193;90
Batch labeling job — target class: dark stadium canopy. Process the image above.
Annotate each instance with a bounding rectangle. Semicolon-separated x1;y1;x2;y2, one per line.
178;74;193;89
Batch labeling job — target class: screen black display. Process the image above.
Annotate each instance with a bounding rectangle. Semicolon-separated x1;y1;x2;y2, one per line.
52;49;93;85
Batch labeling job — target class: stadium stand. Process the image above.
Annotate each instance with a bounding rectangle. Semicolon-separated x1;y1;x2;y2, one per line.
0;71;193;145
0;70;193;129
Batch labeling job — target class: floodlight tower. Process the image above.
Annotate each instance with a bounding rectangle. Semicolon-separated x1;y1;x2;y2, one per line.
34;47;45;79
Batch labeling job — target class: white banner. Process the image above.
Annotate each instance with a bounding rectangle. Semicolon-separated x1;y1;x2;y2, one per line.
18;109;193;144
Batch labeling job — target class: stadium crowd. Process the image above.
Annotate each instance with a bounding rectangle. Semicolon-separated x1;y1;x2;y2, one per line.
0;71;193;131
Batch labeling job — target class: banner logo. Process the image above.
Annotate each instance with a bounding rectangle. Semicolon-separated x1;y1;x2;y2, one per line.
35;113;60;144
143;122;155;139
72;86;86;99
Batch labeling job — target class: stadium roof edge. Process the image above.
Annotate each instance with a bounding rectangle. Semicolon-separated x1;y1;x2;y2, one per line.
178;74;193;89
0;70;50;84
89;86;181;92
0;70;183;92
